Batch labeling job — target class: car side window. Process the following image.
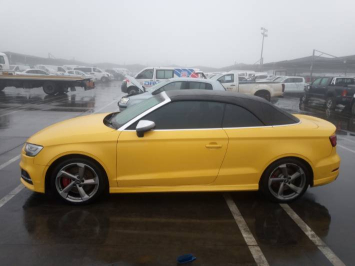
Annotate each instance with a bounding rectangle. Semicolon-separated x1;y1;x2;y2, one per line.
295;78;303;83
136;69;154;79
223;104;264;128
156;70;174;79
159;81;184;92
284;78;292;83
218;74;234;83
128;101;225;130
312;78;322;85
320;78;330;86
0;56;5;64
187;82;213;90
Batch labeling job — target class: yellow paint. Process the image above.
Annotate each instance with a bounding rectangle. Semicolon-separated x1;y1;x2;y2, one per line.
20;113;341;194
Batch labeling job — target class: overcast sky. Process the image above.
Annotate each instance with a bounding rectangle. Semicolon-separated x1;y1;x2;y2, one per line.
1;0;355;67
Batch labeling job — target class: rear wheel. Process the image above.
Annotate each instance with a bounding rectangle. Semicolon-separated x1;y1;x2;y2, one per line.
128;86;139;95
325;97;336;110
50;158;107;205
255;91;271;101
43;82;57;95
260;158;310;203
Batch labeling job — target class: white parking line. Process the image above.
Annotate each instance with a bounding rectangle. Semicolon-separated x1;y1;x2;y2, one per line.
338;144;355;154
280;204;345;266
339;137;355;144
224;193;269;266
0;155;20;171
0;184;24;208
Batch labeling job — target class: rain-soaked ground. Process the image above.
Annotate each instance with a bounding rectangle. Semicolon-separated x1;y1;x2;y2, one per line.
0;82;355;265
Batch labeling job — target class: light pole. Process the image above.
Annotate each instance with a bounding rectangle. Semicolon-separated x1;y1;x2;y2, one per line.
260;27;268;69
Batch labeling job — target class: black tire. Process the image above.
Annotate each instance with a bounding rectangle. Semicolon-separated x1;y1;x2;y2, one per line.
128;86;139;95
300;94;308;105
43;82;57;95
259;158;311;203
351;103;355;116
101;76;108;83
325;97;336;110
50;157;108;205
255;91;271;102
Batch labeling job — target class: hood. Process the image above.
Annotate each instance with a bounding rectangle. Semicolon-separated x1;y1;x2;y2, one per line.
27;113;117;146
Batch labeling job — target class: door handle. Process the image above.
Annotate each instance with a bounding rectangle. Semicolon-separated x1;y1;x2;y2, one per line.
205;143;222;149
230;84;236;86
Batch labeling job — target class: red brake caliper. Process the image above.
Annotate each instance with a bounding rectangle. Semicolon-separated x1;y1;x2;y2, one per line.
62;177;71;188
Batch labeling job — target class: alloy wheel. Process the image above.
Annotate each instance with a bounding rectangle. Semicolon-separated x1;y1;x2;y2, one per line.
55;163;99;203
268;163;306;201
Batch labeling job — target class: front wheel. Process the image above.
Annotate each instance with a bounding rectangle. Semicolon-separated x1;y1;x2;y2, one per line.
127;86;139;95
260;158;310;203
50;158;107;205
300;94;308;105
101;77;108;83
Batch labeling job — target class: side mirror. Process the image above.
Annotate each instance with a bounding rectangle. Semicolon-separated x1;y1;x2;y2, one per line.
136;120;155;138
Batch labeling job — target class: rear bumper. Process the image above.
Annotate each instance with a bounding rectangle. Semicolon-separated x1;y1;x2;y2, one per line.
335;95;354;106
313;153;340;187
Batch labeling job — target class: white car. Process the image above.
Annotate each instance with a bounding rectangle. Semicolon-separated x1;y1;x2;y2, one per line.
274;76;306;93
212;72;284;101
17;69;50;76
66;70;94;80
74;67;110;82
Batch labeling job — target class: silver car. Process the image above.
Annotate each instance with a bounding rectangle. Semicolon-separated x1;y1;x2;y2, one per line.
118;78;225;110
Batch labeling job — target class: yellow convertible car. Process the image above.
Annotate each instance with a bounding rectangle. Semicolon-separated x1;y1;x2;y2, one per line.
20;90;340;205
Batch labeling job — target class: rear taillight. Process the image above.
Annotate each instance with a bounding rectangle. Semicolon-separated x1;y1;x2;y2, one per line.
341;89;347;97
124;79;129;83
329;135;337;147
282;84;285;92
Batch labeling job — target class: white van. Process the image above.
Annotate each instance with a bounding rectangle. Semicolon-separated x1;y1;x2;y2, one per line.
121;67;206;94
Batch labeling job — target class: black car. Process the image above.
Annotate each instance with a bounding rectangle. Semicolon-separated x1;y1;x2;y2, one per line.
301;77;355;115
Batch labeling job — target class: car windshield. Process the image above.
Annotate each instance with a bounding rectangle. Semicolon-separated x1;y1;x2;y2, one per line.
112;94;165;128
146;80;171;92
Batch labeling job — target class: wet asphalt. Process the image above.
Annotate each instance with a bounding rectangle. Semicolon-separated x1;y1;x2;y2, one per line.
0;82;354;266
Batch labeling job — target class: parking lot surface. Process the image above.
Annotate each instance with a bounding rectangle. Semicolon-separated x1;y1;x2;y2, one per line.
0;83;354;265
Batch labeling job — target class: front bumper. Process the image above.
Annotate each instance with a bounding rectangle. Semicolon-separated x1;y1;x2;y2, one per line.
19;152;46;193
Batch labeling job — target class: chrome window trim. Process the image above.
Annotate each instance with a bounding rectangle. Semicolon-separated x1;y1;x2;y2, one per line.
122;121;301;132
117;92;171;131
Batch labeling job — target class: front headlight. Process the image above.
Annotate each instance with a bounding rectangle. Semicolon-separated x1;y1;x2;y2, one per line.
25;143;43;157
119;97;130;105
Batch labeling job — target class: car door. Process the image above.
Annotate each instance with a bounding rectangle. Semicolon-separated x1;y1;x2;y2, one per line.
218;104;273;187
317;77;331;100
283;78;297;92
294;78;305;92
135;68;155;88
116;100;228;187
308;77;322;98
218;74;236;91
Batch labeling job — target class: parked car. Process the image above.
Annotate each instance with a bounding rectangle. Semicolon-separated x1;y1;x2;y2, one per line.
10;65;30;72
105;69;125;81
20;90;340;205
74;67;110;82
17;69;50;75
67;70;94;80
211;72;284;101
121;67;206;95
118;77;225;110
36;65;66;75
300;77;355;114
272;76;307;93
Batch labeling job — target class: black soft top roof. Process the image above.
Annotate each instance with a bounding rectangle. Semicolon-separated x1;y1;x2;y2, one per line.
165;90;299;126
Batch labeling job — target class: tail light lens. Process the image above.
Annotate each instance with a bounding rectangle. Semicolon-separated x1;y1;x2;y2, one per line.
329;135;337;147
341;89;347;97
124;79;129;83
282;84;285;92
